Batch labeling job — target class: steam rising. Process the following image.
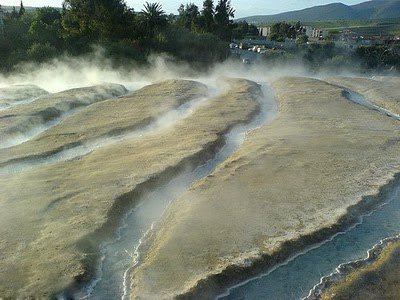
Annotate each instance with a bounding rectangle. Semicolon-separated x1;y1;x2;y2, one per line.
0;93;215;174
0;46;368;97
0;50;296;93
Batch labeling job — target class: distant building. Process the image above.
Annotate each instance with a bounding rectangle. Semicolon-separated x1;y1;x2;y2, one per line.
258;27;271;37
312;28;328;39
303;26;313;38
302;26;328;40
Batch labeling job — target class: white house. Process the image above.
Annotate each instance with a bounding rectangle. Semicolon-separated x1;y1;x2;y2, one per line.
258;27;271;37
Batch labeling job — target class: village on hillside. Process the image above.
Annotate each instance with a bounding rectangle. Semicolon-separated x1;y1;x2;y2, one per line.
229;20;400;72
231;21;400;51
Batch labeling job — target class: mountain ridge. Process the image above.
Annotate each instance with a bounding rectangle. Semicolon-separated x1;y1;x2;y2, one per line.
236;0;400;23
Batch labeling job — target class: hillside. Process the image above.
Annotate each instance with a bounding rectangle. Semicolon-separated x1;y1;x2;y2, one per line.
237;0;400;24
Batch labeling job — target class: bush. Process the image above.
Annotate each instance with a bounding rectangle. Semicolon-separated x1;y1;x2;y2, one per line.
27;42;57;62
157;26;229;65
103;39;147;66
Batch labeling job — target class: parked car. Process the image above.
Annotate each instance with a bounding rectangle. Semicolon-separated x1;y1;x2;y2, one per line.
229;43;238;49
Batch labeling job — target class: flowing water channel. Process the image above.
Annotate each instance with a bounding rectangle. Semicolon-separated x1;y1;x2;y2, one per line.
343;89;400;121
219;88;400;300
62;83;277;299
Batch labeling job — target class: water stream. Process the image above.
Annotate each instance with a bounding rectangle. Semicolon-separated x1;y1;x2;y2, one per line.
343;89;400;121
0;107;84;150
69;84;277;299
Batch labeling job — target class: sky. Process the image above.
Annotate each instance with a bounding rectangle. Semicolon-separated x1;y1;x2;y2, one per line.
0;0;367;18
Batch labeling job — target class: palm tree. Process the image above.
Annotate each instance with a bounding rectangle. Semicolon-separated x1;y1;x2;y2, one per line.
140;2;167;37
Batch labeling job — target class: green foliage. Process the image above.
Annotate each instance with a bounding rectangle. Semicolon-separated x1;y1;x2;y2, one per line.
156;26;228;65
270;22;297;42
201;0;214;33
103;39;147;66
139;2;167;38
18;1;25;17
324;55;353;72
177;3;200;31
1;0;396;74
214;0;234;41
0;0;243;71
27;42;57;61
232;21;259;39
10;6;18;19
296;34;308;45
29;7;63;49
356;46;400;70
301;42;338;70
2;13;33;67
62;0;135;44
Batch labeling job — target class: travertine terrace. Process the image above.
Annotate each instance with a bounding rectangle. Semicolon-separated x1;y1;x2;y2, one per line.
130;77;400;299
0;84;48;108
0;80;207;165
0;83;127;148
1;75;399;299
0;78;261;298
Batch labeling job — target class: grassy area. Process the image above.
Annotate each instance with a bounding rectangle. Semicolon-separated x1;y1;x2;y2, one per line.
258;19;400;36
304;19;400;35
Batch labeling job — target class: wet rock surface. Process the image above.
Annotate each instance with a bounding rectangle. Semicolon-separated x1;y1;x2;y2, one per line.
130;77;400;299
0;83;127;148
324;76;400;115
0;84;48;109
0;78;260;298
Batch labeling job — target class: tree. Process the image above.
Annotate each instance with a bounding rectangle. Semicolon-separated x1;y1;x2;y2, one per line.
270;22;297;42
29;7;63;49
1;8;33;68
232;21;258;39
139;2;167;38
214;0;234;41
0;5;4;38
62;0;135;44
296;34;308;45
177;3;200;31
10;6;18;19
27;42;57;62
201;0;214;33
18;1;25;18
